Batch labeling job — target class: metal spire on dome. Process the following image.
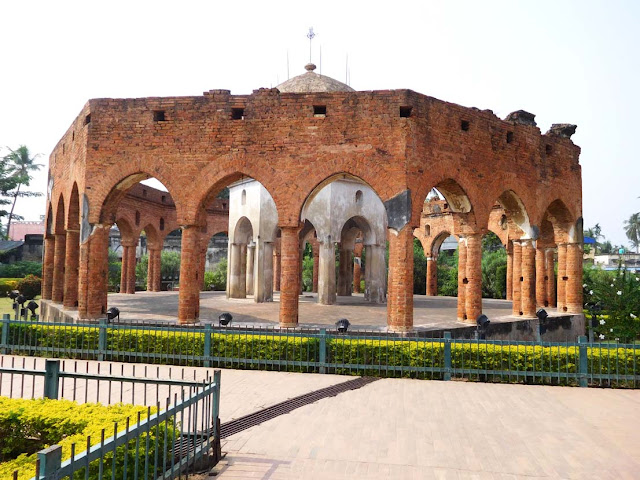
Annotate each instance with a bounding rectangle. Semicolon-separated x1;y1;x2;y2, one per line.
307;27;316;64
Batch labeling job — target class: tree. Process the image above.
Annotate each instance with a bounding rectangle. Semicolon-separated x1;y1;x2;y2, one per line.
624;213;640;253
2;146;43;238
0;154;19;238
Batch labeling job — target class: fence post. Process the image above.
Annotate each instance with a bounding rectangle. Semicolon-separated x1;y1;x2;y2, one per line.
37;445;62;479
212;369;222;461
578;335;588;388
44;359;60;399
203;324;212;368
318;328;327;374
98;319;107;361
0;320;8;354
443;332;452;381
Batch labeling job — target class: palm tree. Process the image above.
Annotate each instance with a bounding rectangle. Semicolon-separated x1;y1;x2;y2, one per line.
3;146;43;238
624;213;640;253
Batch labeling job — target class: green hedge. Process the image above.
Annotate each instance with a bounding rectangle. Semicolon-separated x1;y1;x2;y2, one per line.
0;397;170;480
0;278;20;296
0;262;42;279
3;323;640;386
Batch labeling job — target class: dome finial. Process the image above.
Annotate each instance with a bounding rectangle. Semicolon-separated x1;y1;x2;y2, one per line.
305;63;317;72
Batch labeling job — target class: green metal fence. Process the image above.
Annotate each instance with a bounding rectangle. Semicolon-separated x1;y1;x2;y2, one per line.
2;360;221;480
0;318;638;388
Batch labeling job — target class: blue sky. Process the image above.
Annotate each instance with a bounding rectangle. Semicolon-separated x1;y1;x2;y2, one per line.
1;1;638;247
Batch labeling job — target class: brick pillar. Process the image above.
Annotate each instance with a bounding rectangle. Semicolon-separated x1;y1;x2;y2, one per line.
52;233;67;303
535;246;546;308
353;256;362;293
387;227;414;332
152;248;163;291
120;246;129;293
557;243;567;312
426;257;438;296
279;226;301;327
512;241;522;316
199;244;207;291
63;230;80;308
246;244;255;296
545;248;556;307
178;225;200;324
464;234;482;323
273;249;281;291
506;241;513;300
521;240;536;318
78;225;110;319
457;237;467;321
125;243;137;294
42;236;55;300
337;248;352;296
566;243;583;313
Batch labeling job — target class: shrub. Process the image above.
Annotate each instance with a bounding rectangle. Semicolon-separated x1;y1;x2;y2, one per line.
0;397;169;480
0;279;20;296
207;258;227;291
15;275;41;299
0;262;42;279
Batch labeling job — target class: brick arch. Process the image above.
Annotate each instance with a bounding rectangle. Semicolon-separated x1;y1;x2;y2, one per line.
141;223;161;249
427;230;456;258
411;173;479;232
66;182;80;230
491;189;533;239
115;217;136;244
90;167;183;225
540;198;577;244
53;194;66;235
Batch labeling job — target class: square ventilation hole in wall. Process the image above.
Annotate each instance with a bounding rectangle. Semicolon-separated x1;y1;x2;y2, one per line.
545;144;553;155
506;131;514;144
460;120;470;131
313;105;327;117
400;106;412;118
153;110;165;122
231;108;244;120
84;114;91;125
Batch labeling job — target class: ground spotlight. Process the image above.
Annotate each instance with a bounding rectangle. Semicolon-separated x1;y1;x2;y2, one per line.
106;307;120;322
536;308;548;322
8;291;18;300
27;300;38;315
336;318;350;333
476;314;490;329
218;312;233;327
16;294;26;306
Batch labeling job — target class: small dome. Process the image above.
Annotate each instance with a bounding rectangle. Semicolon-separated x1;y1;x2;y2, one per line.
276;63;355;93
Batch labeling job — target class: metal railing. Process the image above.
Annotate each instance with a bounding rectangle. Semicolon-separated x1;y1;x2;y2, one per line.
0;318;638;388
2;360;221;480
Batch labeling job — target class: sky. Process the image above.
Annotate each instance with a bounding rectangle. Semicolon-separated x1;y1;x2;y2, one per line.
1;1;639;248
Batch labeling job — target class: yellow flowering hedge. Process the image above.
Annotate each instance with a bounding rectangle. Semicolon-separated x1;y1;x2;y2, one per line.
0;397;170;480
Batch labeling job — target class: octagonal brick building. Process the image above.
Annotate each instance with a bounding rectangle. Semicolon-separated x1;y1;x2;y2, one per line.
42;64;583;331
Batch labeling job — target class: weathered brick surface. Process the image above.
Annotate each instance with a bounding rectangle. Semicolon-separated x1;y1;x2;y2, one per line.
46;86;582;327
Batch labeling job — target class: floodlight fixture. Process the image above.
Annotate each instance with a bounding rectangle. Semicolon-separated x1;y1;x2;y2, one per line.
336;318;350;333
476;314;490;329
16;295;26;306
8;291;18;300
536;308;548;322
27;301;38;315
106;307;120;322
218;312;233;326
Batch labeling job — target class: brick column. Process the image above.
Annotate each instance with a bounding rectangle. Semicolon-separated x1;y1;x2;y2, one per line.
279;226;302;327
545;248;556;307
387;227;414;332
125;243;137;294
566;243;583;313
337;248;353;296
273;249;281;291
506;241;513;300
78;225;110;319
457;237;467;321
557;243;567;312
199;244;207;291
63;230;80;308
426;257;437;296
42;236;55;300
178;225;200;324
119;246;129;293
353;256;362;293
521;240;536;318
152;248;162;291
464;234;482;323
52;233;67;303
535;246;546;308
512;241;522;316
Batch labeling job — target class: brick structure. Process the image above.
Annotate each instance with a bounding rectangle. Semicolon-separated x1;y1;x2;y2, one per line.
44;64;582;330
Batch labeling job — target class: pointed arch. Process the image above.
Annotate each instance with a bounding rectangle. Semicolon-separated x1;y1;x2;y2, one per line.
494;190;533;239
540;199;577;244
54;195;66;235
67;182;80;230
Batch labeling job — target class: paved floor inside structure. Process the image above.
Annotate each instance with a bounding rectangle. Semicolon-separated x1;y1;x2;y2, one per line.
101;291;520;330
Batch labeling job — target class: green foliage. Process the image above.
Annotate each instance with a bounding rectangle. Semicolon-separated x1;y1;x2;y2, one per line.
0;261;42;278
108;249;122;290
413;239;426;294
15;275;41;299
481;248;507;299
624;212;640;253
437;250;458;296
301;243;313;292
583;264;640;341
0;278;19;296
205;258;227;291
136;254;149;288
0;397;167;480
160;251;180;279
